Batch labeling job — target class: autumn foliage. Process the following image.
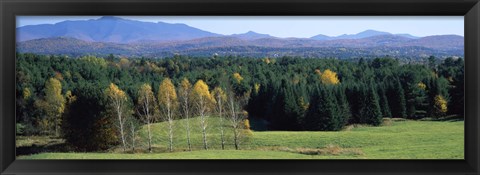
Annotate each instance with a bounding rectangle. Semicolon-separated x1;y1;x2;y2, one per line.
319;69;340;85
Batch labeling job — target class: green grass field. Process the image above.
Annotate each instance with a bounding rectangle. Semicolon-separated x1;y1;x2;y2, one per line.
17;117;464;159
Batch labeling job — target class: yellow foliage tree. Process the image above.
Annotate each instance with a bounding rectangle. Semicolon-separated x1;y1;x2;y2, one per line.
105;83;129;152
23;87;31;100
233;73;244;83
178;78;193;151
320;69;340;85
80;56;108;68
192;80;215;150
119;58;130;69
158;78;178;152
254;83;261;94
433;95;448;117
44;78;65;136
263;57;271;64
417;82;427;90
137;83;157;153
212;86;227;149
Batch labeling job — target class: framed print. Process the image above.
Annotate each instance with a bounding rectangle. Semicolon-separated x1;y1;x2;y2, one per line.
1;0;479;174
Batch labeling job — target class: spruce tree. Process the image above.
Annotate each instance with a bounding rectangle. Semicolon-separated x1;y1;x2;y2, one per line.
377;84;392;118
335;85;351;127
387;78;407;118
305;86;342;131
360;83;383;126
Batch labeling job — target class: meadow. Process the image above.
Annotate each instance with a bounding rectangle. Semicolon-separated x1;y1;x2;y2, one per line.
17;118;464;159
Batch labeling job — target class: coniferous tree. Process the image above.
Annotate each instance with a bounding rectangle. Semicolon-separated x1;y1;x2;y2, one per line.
360;83;383;126
449;67;464;116
305;86;342;131
346;84;365;124
387;77;407;118
377;84;392;118
335;85;351;127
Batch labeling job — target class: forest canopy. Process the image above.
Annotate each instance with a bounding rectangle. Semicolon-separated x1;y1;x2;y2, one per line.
16;53;464;150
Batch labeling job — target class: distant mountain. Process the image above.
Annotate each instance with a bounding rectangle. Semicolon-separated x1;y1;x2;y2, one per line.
402;35;464;50
17;16;221;43
336;30;391;40
310;30;420;40
17;34;464;59
230;31;274;40
16;37;134;56
16;17;463;59
310;34;332;40
395;34;420;39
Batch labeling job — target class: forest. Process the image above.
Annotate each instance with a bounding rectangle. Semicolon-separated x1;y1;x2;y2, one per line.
15;53;464;153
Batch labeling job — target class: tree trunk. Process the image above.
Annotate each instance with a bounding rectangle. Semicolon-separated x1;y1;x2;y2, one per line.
186;113;192;151
147;123;152;153
201;114;208;150
117;106;126;152
131;122;135;152
168;119;174;152
220;113;225;150
233;126;239;150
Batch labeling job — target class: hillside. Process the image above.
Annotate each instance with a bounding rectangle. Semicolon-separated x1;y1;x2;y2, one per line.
16;16;464;59
17;16;220;43
16;35;464;59
18;119;464;159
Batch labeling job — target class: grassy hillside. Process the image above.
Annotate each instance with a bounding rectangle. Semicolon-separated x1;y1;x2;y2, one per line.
18;118;464;159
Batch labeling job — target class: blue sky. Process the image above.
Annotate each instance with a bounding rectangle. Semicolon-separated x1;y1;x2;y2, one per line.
17;16;464;38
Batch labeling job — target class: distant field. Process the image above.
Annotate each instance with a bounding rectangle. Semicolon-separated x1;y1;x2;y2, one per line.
18;118;464;159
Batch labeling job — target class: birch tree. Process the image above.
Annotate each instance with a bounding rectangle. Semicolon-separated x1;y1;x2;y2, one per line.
136;83;157;153
226;88;250;150
158;78;178;152
212;87;227;150
43;78;66;136
178;78;193;151
192;80;215;150
105;83;130;152
127;117;140;152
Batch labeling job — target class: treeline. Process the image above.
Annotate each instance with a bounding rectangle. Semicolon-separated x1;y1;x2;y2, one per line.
16;53;464;150
248;56;463;131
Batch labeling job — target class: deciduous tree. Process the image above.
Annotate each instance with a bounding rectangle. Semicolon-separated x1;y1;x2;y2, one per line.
158;78;178;152
178;78;193;151
212;86;227;150
105;83;130;152
40;78;66;136
320;69;340;85
136;83;157;153
192;80;215;150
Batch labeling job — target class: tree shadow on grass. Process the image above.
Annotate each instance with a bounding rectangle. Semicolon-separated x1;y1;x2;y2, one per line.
16;140;71;156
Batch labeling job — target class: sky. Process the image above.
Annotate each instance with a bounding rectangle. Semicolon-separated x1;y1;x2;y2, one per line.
16;16;464;38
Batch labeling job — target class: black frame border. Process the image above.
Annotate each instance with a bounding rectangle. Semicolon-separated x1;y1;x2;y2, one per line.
1;0;479;174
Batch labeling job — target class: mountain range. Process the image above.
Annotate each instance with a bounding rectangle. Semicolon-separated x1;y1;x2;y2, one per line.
16;16;464;59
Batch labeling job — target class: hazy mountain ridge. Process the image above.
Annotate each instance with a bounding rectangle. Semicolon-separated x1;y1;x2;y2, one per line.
16;16;464;58
17;35;464;59
17;16;221;43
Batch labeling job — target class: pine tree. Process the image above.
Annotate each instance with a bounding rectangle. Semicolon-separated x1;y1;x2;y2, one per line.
305;86;342;131
387;78;407;118
377;84;392;118
360;84;383;126
335;86;351;127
